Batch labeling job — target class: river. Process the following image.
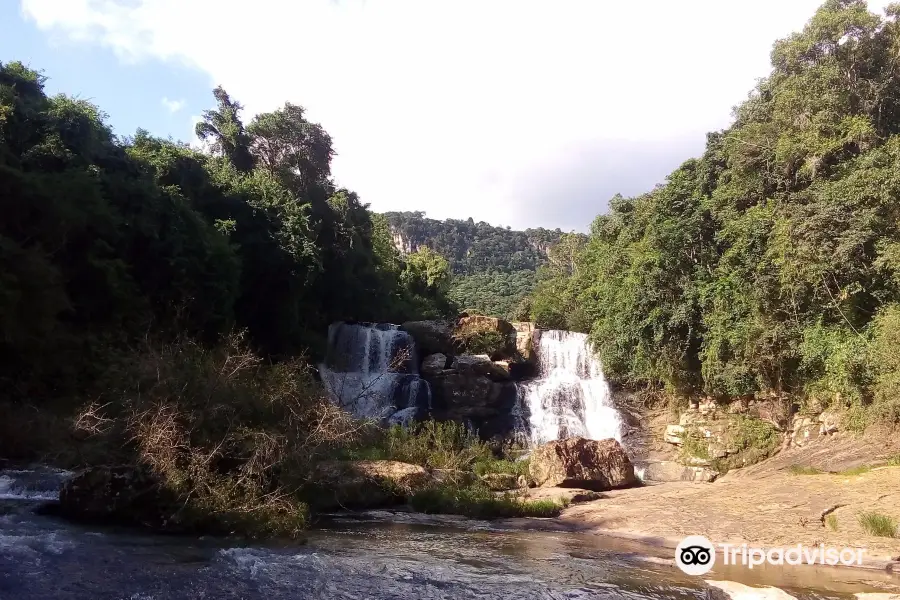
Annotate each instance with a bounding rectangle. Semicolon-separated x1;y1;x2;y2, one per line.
0;467;894;599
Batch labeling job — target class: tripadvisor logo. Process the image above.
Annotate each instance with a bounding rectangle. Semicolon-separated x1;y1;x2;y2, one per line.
675;536;866;575
676;535;715;575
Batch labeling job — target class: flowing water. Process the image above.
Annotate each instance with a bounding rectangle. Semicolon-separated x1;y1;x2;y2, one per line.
0;468;893;600
319;322;431;423
518;330;623;445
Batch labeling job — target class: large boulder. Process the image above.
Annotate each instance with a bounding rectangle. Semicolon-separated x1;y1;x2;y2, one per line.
305;460;430;511
529;438;637;491
453;315;517;360
512;321;539;363
59;466;178;529
401;320;455;356
451;354;510;382
421;353;450;377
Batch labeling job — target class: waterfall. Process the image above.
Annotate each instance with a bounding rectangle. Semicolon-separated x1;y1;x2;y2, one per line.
518;330;622;445
319;322;431;422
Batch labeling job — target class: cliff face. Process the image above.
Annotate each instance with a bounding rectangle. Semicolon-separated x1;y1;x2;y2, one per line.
391;230;419;255
382;211;570;275
383;211;581;319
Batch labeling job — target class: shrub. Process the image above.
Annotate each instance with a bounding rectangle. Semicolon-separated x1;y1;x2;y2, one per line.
679;433;711;462
72;333;361;537
871;305;900;425
458;329;506;356
799;323;873;409
858;511;898;538
344;420;493;473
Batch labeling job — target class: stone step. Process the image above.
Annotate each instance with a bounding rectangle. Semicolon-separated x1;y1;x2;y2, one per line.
633;460;719;483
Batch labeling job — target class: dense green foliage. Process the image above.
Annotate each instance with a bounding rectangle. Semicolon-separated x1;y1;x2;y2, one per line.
528;0;900;425
384;211;570;319
0;62;452;403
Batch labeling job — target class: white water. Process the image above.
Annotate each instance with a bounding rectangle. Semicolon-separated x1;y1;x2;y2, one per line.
518;330;623;445
319;322;431;422
0;468;71;501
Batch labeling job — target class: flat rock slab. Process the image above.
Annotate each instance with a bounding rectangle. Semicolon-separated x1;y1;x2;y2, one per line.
558;465;900;565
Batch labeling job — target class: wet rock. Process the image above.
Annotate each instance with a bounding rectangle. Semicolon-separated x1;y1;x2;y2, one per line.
59;466;178;529
421;353;450;377
431;372;496;420
401;320;455;356
705;580;797;600
452;354;510;382
308;460;430;511
529;438;637;491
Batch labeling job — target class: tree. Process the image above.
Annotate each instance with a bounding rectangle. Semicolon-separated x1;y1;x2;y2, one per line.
247;103;333;194
195;86;255;173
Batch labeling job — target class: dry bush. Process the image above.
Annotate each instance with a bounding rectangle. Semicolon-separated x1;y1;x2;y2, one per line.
76;332;367;536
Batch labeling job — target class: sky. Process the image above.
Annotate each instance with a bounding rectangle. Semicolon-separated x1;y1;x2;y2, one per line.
1;0;893;231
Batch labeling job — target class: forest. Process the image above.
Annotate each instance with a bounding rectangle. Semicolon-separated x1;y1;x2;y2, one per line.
0;63;454;407
527;0;900;427
384;211;568;318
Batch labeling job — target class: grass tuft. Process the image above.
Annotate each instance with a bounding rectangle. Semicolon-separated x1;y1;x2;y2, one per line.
825;513;839;531
342;421;494;475
858;511;898;537
409;482;567;519
788;465;825;475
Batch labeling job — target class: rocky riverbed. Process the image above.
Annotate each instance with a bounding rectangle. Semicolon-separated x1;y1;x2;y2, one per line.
2;466;900;600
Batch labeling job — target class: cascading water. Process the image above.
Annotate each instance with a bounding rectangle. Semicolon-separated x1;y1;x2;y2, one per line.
319;322;431;423
517;330;623;445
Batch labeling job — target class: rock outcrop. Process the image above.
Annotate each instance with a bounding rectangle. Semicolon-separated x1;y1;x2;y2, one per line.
512;321;538;363
401;320;455;356
306;460;430;511
664;399;782;471
634;459;719;483
453;315;517;360
790;409;843;448
510;321;539;378
409;315;539;442
421;353;450;377
451;354;510;382
529;438;637;491
429;370;519;439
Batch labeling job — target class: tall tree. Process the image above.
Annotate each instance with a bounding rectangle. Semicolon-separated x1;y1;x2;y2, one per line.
195;86;255;173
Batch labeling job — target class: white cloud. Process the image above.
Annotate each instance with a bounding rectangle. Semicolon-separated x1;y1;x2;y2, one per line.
19;0;895;229
161;96;185;113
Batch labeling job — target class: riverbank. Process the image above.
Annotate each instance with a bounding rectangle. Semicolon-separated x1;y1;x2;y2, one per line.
515;464;900;572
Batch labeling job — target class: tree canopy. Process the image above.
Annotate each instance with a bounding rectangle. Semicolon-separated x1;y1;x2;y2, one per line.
0;61;452;402
527;0;900;425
